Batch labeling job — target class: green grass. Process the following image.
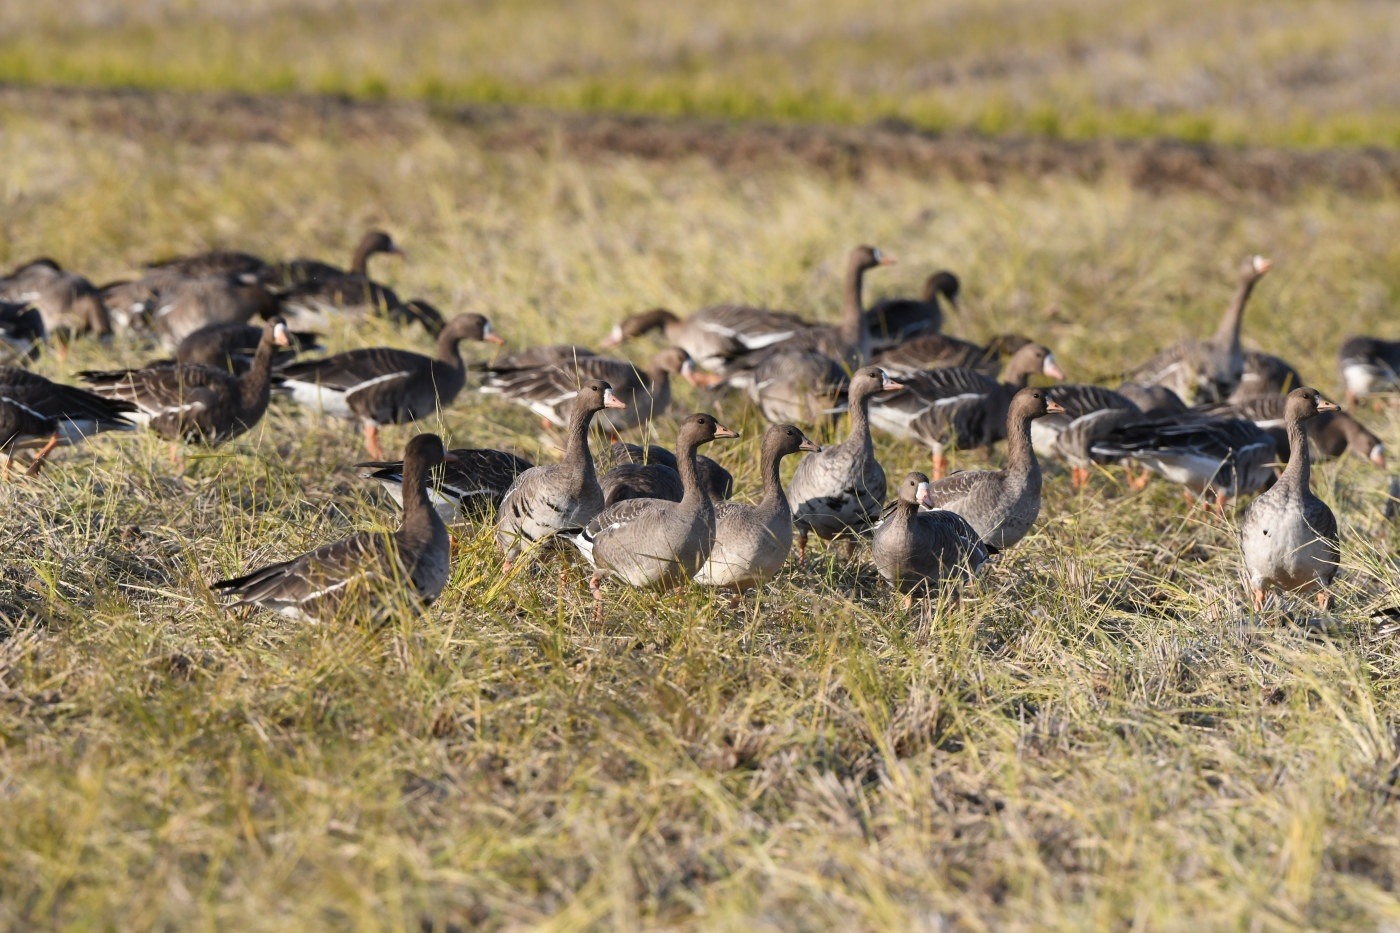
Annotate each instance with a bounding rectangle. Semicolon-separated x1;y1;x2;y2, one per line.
4;89;1400;928
6;0;1400;148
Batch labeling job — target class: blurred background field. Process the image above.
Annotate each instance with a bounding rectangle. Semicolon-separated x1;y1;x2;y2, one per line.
4;2;1400;930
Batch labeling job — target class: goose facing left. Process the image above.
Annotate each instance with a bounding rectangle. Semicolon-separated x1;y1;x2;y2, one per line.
0;367;137;475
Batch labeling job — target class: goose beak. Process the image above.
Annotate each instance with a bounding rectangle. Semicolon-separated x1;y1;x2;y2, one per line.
272;322;291;347
1370;444;1386;469
1317;399;1340;413
799;436;822;452
713;422;741;439
603;389;628;410
1252;255;1272;274
880;375;905;392
1042;354;1066;381
1046;400;1067;414
600;324;624;349
679;358;703;387
482;322;506;345
916;481;934;509
876;251;898;266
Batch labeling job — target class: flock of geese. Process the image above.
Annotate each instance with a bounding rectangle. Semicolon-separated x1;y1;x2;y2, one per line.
2;231;1397;621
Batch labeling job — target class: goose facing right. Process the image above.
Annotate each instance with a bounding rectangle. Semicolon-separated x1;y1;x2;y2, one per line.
872;472;989;602
863;270;959;351
358;447;534;524
1239;388;1341;612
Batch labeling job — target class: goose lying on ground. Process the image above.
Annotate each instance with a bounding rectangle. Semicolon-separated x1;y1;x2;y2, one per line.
872;472;988;603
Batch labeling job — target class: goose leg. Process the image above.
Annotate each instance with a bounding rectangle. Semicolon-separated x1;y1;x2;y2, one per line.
1071;466;1089;489
25;434;61;476
1252;589;1266;612
364;422;386;461
902;592;914;611
931;452;949;481
1127;464;1151;491
589;573;605;623
1316;589;1331;612
1345;389;1358;410
796;528;809;563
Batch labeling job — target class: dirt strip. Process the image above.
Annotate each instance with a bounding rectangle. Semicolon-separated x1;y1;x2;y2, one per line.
5;83;1399;197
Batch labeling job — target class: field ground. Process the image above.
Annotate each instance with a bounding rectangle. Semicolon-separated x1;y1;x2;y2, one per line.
3;81;1400;928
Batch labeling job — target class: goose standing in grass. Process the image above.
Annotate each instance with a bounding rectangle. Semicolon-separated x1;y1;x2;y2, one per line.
480;346;697;433
601;305;808;376
1337;336;1400;408
872;472;988;603
1128;255;1272;404
275;231;411;330
0;258;111;343
1240;388;1341;612
79;318;290;446
788;367;903;560
213;433;454;624
0;367;137;476
1035;384;1144;488
570;413;740;617
924;388;1064;551
870;342;1064;478
600;442;733;505
275;313;503;459
358;447;534;524
496;381;626;571
144;272;282;349
694;423;820;593
1202;394;1385;469
863;269;959;351
274;230;404;288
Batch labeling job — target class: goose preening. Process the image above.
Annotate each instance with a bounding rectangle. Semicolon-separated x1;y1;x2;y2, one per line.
923;387;1063;551
872;472;988;603
693;423;820;593
479;346;696;433
358;447;534;524
1337;336;1400;409
275;313;503;459
869;342;1064;478
1128;255;1272;404
863;270;959;352
79;318;290;446
871;332;1031;379
788;367;903;559
1201;394;1385;469
0;367;137;476
495;381;625;570
1239;388;1341;612
570;413;740;617
0;258;111;343
213;433;453;624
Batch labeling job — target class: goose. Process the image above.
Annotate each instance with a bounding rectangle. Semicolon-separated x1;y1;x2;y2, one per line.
172;321;322;373
1128;254;1272;404
600;460;684;507
495;381;626;570
0;258;111;343
79;318;290;446
1230;349;1304;402
601;305;808;375
0;367;137;476
273;230;404;288
924;388;1064;551
602;441;733;502
693;423;820;593
1337;336;1400;408
869;342;1064;478
743;349;852;426
787;367;903;560
275;313;503;459
871;332;1031;379
863;270;959;351
1201;394;1385;469
1035;384;1144;488
1240;388;1341;612
145;272;282;349
357;447;533;524
479;346;696;433
99;279;159;332
1089;410;1277;510
872;472;988;603
1115;382;1188;416
275;231;408;331
570;413;740;616
213;433;454;624
144;247;272;283
0;301;45;361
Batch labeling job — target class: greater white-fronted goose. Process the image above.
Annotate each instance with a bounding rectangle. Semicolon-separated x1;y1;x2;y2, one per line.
1230;349;1304;402
571;413;740;615
872;472;988;602
213;433;453;623
495;381;626;570
1115;382;1188;415
1337;336;1400;408
145;273;282;349
1035;384;1144;488
924;388;1064;551
601;305;808;375
1240;388;1341;612
603;441;733;501
744;349;851;426
144;248;272;284
0;258;111;343
863;270;959;351
871;332;1031;379
274;230;404;288
99;279;158;332
0;367;137;476
787;367;903;559
1202;394;1385;469
79;318;291;446
600;461;684;507
1128;254;1272;404
0;301;45;362
1089;410;1277;510
480;346;696;433
693;423;820;592
276;313;503;458
358;447;534;524
172;321;322;373
276;232;406;330
869;342;1064;478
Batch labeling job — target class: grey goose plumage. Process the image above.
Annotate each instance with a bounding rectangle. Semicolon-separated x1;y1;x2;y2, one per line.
872;472;988;600
213;433;454;624
358;447;534;524
863;270;959;351
0;257;111;343
1337;335;1400;408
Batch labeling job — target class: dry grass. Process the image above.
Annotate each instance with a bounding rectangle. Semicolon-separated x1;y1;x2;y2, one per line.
4;91;1400;928
4;0;1400;147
